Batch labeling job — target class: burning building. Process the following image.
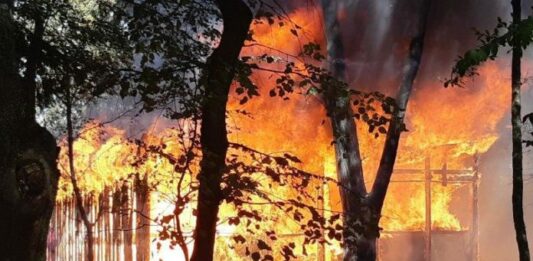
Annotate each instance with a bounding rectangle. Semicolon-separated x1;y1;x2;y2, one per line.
44;0;533;261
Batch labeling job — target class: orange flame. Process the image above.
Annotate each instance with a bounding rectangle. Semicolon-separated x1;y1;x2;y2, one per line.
54;7;511;260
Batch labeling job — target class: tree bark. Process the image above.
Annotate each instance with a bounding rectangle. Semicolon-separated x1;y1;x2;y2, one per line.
189;1;252;261
0;5;59;261
370;0;431;213
511;0;531;260
319;1;367;259
320;0;430;260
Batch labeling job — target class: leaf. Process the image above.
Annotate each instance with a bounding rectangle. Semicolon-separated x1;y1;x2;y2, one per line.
233;235;246;244
261;157;272;164
264;254;274;261
265;167;280;183
290;29;298;36
274;156;289;166
257;239;272;251
307;86;318;95
284;153;302;163
228;217;240;225
160;215;173;224
251;252;261;261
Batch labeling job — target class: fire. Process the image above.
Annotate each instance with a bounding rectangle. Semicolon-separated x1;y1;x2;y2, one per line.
52;7;511;261
56;122;135;200
400;62;509;168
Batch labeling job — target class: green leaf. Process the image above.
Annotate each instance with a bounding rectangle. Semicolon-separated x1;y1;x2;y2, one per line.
290;29;298;36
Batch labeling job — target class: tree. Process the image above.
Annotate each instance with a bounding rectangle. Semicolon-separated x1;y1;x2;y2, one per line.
1;0;127;259
112;1;360;259
0;1;59;259
510;1;530;260
319;0;431;259
446;1;532;259
190;1;253;260
34;2;127;260
319;1;366;259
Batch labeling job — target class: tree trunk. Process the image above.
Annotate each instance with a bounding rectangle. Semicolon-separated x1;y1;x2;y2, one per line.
0;5;59;261
320;0;430;260
511;0;531;260
189;1;252;261
319;1;367;259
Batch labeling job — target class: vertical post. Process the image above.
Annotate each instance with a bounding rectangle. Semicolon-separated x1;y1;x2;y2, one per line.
113;187;122;261
97;193;102;261
59;202;64;260
471;154;480;261
104;188;112;261
122;181;133;261
442;152;448;187
70;198;74;260
425;155;432;261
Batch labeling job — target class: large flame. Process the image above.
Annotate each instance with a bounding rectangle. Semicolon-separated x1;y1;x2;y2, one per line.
53;7;511;261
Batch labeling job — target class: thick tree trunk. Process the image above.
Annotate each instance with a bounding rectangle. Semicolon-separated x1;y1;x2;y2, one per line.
0;5;59;261
319;1;367;259
320;0;430;260
189;1;252;261
511;1;531;260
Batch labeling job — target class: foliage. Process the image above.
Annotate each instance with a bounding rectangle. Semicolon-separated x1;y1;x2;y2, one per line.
115;0;396;136
445;15;533;87
12;0;127;106
445;7;533;147
37;0;399;258
111;119;345;260
237;41;396;136
524;113;533;147
131;9;396;258
113;0;221;119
